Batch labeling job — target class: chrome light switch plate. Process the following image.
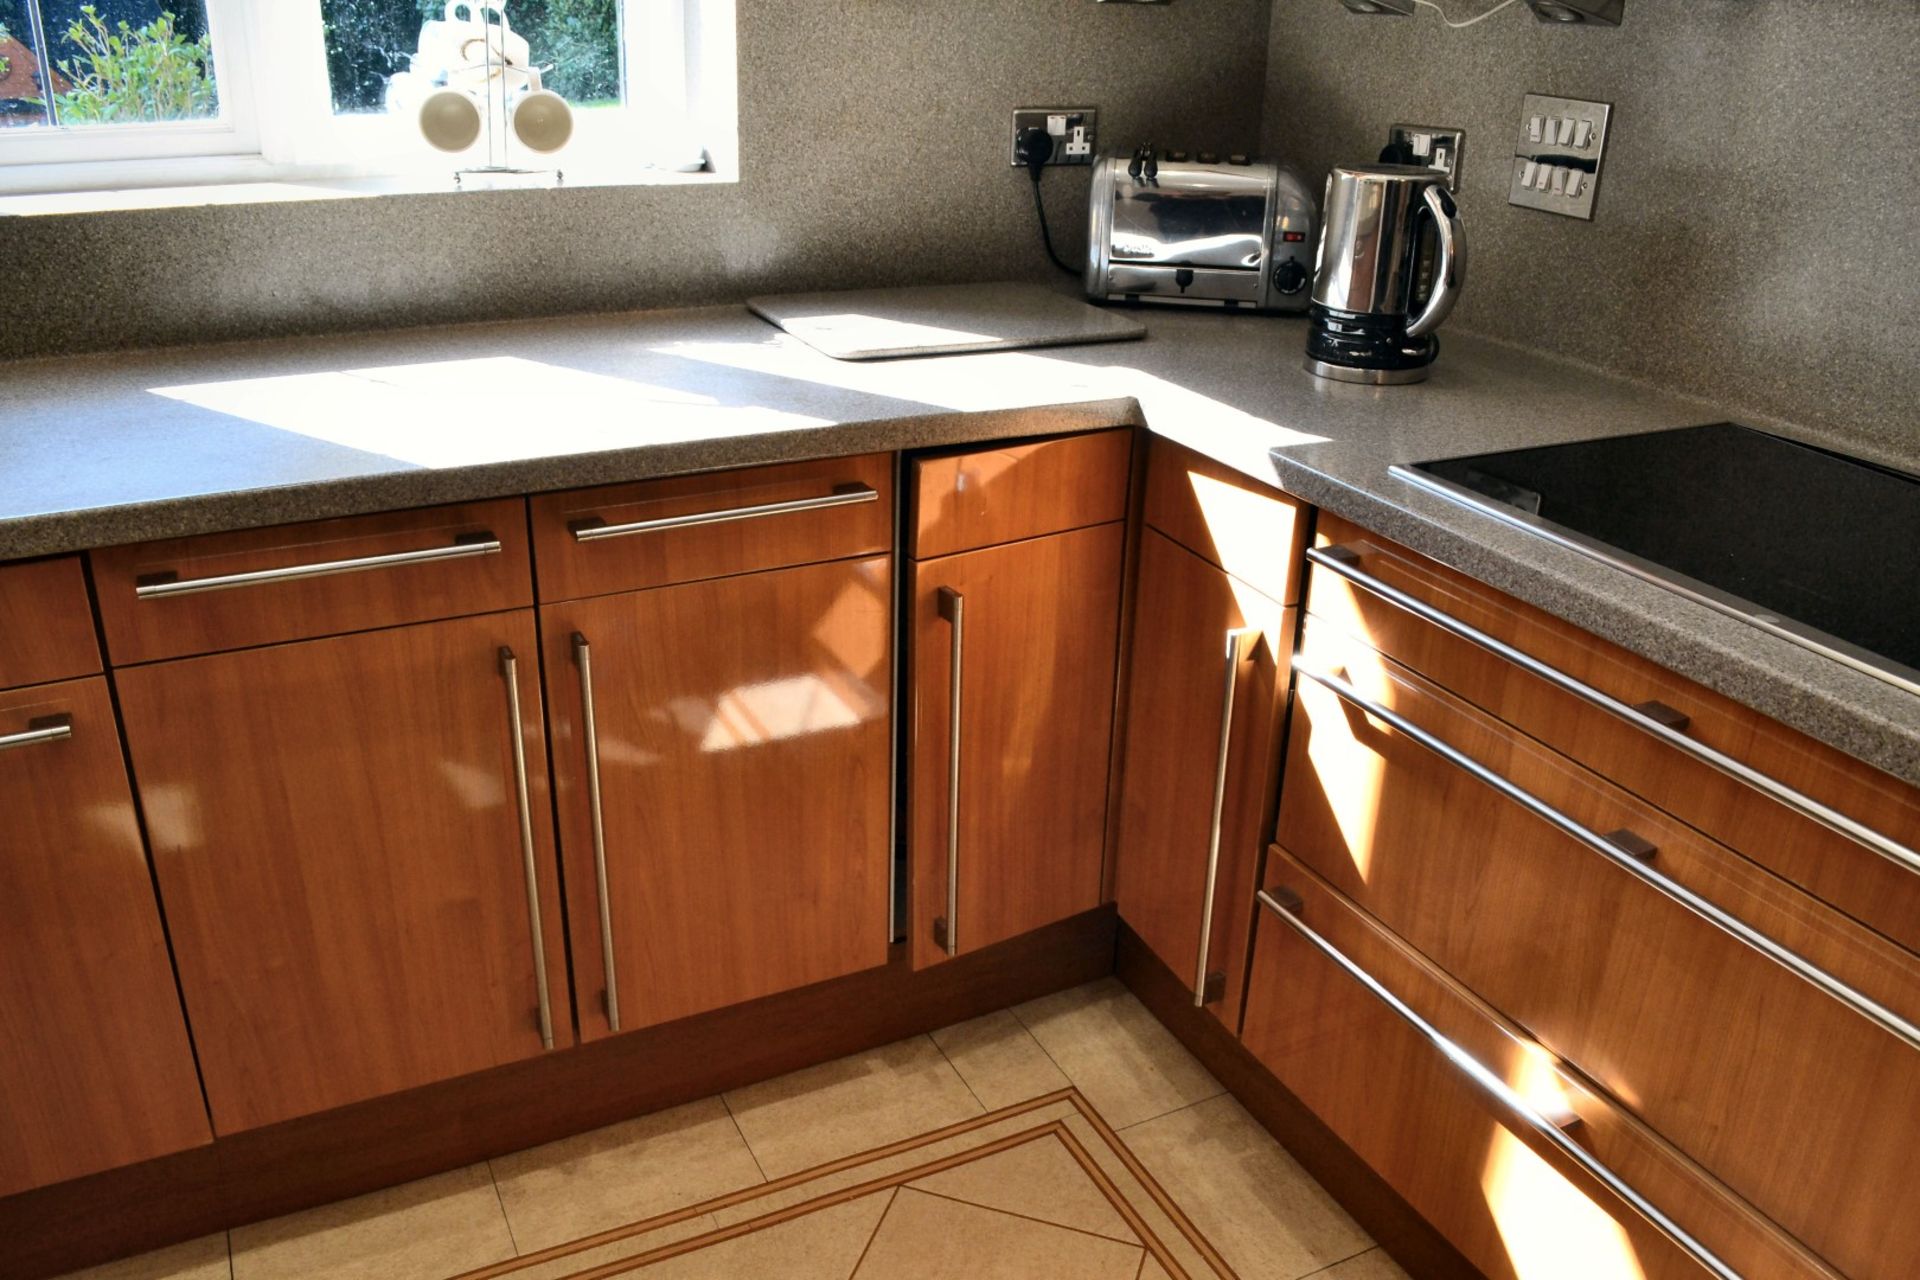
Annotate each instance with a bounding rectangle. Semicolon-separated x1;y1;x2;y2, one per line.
1508;93;1611;220
1388;123;1465;191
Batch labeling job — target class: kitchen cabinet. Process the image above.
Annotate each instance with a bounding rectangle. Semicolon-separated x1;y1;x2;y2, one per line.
1112;529;1293;1028
908;519;1125;967
543;556;894;1038
0;676;212;1196
1242;846;1840;1280
116;609;572;1134
0;557;100;691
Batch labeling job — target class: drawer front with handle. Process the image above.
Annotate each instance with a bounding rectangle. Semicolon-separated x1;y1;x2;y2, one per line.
910;429;1132;559
531;454;893;602
91;499;533;664
1279;621;1920;1278
1243;847;1843;1280
1142;437;1309;606
1307;513;1920;956
0;556;101;691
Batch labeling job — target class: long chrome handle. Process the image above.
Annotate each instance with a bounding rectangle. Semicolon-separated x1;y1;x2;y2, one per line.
572;633;620;1033
571;485;879;542
500;647;555;1051
1296;662;1920;1053
135;534;501;599
1255;887;1743;1280
937;586;964;958
1195;627;1260;1008
0;715;73;752
1307;545;1920;881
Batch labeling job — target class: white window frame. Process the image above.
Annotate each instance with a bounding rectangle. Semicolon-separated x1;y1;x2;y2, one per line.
0;0;736;198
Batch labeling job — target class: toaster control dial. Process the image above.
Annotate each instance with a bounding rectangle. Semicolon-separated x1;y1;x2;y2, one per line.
1272;259;1310;295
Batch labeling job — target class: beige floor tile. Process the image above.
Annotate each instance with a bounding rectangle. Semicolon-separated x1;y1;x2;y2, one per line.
908;1132;1135;1243
635;1192;891;1279
854;1187;1143;1279
930;1009;1072;1110
54;1234;230;1280
1122;1094;1372;1280
723;1036;983;1179
1139;1260;1170;1280
489;1096;766;1252
1312;1247;1412;1279
498;1215;716;1280
229;1163;514;1280
1012;979;1222;1129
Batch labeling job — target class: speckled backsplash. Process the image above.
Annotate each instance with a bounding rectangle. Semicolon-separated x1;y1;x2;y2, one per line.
0;0;1269;360
1261;0;1920;455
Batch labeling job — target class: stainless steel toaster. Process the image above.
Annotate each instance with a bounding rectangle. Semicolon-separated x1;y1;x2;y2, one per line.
1086;149;1318;312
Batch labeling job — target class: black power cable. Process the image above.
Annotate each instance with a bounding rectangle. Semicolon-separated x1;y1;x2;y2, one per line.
1020;127;1080;278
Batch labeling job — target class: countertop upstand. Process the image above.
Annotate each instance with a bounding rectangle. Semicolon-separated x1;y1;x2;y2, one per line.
1;291;1914;783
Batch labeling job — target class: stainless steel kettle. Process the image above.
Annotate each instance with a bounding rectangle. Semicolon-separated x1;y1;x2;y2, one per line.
1305;164;1465;384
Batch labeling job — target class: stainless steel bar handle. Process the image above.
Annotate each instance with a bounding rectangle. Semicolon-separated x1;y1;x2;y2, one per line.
1295;662;1920;1053
500;647;556;1051
1194;627;1259;1009
572;485;880;543
135;535;502;599
938;586;964;958
1255;887;1744;1280
1306;545;1920;881
573;634;620;1033
0;715;73;753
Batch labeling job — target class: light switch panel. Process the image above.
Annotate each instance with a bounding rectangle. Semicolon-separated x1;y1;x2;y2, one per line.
1508;93;1611;220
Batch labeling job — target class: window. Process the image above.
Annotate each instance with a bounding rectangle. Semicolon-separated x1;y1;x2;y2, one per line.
0;0;735;197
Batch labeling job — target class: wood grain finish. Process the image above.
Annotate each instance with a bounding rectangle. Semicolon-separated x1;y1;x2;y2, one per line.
909;523;1125;968
1142;438;1309;606
0;677;210;1198
910;430;1133;559
1112;530;1293;1030
0;557;100;691
91;499;533;665
1244;846;1842;1280
115;610;573;1134
0;909;1116;1280
1311;512;1920;956
1280;625;1920;1279
544;557;894;1038
529;454;893;602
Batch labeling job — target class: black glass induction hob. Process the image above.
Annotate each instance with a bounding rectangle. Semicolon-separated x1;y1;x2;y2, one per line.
1389;423;1920;696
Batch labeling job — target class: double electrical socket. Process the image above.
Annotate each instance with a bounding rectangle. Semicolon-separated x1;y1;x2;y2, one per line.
1010;108;1098;167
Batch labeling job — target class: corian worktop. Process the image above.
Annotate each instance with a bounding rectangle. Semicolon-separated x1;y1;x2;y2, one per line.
1;294;1914;783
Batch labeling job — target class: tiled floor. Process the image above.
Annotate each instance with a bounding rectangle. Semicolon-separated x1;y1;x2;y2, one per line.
58;980;1406;1280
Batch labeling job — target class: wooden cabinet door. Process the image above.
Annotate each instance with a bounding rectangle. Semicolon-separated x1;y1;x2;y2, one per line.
543;557;894;1038
116;611;573;1134
0;678;210;1196
1113;531;1293;1029
909;523;1124;967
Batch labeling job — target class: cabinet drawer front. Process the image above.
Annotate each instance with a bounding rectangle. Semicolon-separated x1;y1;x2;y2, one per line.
1308;513;1920;955
910;429;1132;559
0;677;212;1195
1280;623;1920;1278
544;557;893;1038
1143;438;1308;605
1243;849;1842;1280
117;611;572;1132
1113;530;1293;1028
531;454;893;601
0;557;100;690
92;499;533;664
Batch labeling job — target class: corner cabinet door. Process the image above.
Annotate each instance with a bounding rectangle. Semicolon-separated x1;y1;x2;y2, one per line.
0;677;211;1196
1113;531;1292;1028
116;611;573;1134
910;523;1124;968
544;558;894;1038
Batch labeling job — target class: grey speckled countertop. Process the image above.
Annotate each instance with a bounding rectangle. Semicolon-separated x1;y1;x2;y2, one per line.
1;291;1914;784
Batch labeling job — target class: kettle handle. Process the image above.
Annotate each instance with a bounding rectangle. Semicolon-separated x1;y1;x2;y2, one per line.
1405;184;1465;340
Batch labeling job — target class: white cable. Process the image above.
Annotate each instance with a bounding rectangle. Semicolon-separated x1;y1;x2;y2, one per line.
1412;0;1523;27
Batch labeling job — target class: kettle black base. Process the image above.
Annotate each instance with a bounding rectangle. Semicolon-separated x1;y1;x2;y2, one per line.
1304;305;1439;385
